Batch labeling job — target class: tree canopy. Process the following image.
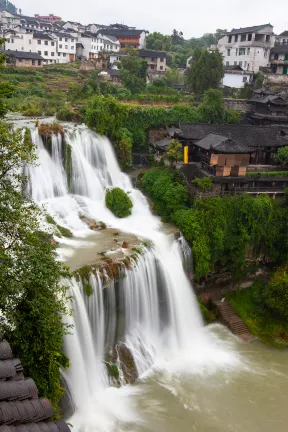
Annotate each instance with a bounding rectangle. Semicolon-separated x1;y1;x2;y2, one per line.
119;51;148;94
165;139;183;167
275;147;288;166
185;48;224;99
0;122;70;409
0;38;14;117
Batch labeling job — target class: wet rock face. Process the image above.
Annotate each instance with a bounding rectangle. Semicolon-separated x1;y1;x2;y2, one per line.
116;344;138;385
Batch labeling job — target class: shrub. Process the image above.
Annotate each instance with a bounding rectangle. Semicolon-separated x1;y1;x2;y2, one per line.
264;265;288;320
56;107;74;121
22;107;43;117
105;187;133;218
275;147;288;166
192;177;213;191
56;224;73;238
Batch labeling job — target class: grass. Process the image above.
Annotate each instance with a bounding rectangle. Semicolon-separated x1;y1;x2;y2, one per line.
226;282;288;348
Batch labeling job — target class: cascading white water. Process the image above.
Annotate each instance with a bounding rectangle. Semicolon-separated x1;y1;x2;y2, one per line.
27;125;239;432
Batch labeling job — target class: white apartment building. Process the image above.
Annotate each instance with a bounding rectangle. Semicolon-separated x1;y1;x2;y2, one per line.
0;11;21;31
51;32;76;63
33;32;57;64
218;24;275;73
76;32;120;60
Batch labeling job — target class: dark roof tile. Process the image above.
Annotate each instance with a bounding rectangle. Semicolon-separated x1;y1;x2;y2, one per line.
1;50;44;60
177;124;288;148
228;24;272;35
139;49;167;58
271;44;288;54
279;31;288;37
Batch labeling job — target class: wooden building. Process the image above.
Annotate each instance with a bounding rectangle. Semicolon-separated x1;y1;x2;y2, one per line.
190;133;254;176
248;91;288;124
175;124;288;165
1;49;44;67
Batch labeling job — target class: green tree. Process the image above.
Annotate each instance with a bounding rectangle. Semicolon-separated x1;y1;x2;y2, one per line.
0;122;70;409
165;68;183;85
105;187;133;218
171;29;184;46
198;89;226;123
275;146;288;166
146;32;172;51
166;139;183;167
0;38;14;117
192;177;213;191
264;265;288;320
119;51;148;94
185;49;224;99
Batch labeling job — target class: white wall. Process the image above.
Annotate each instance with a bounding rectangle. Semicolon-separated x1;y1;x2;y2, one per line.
53;34;76;63
139;31;146;48
222;72;252;88
218;27;275;72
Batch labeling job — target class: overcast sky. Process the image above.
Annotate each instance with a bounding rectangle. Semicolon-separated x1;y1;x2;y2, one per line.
18;0;286;38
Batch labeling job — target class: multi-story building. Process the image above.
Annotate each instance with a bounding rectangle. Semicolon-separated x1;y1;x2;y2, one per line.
0;11;21;31
139;50;167;73
51;32;76;63
100;25;147;49
34;14;62;23
276;31;288;45
62;21;85;33
270;44;288;75
33;32;57;64
76;32;120;61
217;24;275;73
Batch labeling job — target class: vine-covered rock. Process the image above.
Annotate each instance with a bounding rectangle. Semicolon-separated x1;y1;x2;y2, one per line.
105;187;133;218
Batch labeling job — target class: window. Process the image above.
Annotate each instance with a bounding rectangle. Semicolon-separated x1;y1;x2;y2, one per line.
32;60;35;65
241;34;246;42
38;40;41;45
239;48;245;55
247;47;250;55
51;42;55;46
51;52;54;56
29;39;31;44
236;48;238;56
227;49;230;56
59;44;62;48
264;48;268;58
58;53;61;56
71;46;74;50
248;34;252;41
11;38;14;43
65;38;68;42
160;57;164;62
234;61;237;65
226;61;229;66
244;61;247;67
234;35;238;42
239;61;242;67
59;37;62;41
44;51;48;56
228;35;232;43
63;53;66;57
150;65;155;70
243;76;248;82
160;65;163;70
266;35;270;42
44;40;48;45
38;51;41;55
50;60;53;63
38;60;41;66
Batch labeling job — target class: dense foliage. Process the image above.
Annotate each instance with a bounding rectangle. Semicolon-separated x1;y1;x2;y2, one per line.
165;139;183;166
0;39;14;117
105;188;133;218
185;49;225;99
85;92;240;165
118;51;148;94
263;265;288;320
227;281;288;348
141;167;288;280
0;122;70;410
275;147;288;166
0;0;17;13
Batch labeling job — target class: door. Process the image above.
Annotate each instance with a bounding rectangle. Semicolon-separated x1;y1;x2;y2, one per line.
283;66;287;75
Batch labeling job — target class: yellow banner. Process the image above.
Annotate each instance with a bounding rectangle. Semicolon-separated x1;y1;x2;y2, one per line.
184;146;189;164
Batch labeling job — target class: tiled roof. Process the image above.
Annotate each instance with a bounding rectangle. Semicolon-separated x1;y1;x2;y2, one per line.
271;44;288;54
99;28;144;37
33;32;53;40
194;133;255;154
139;50;167;58
1;49;44;60
279;31;288;37
177;124;288;148
228;24;272;35
0;340;70;432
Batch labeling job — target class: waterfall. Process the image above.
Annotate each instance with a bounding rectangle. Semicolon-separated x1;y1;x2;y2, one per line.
27;125;236;432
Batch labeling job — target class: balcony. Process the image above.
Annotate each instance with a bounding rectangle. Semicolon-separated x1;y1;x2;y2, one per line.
270;59;288;65
225;40;273;49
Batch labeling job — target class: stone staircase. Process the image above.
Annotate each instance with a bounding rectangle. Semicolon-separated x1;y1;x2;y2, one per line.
213;299;255;342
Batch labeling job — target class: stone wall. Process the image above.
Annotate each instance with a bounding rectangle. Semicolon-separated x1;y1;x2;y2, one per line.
224;98;252;112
